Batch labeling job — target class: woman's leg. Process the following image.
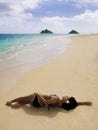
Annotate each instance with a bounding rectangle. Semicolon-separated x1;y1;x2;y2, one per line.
10;102;21;108
6;94;36;108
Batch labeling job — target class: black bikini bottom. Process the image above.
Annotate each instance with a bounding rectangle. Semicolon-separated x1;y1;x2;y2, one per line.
32;95;41;108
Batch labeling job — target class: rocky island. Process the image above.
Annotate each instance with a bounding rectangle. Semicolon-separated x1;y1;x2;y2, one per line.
69;30;79;34
40;29;53;34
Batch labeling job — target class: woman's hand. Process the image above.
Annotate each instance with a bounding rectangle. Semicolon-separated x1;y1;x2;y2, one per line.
62;96;69;102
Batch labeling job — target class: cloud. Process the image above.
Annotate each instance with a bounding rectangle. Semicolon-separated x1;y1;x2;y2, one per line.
0;2;12;13
73;0;98;7
41;10;98;33
58;0;98;4
1;9;98;33
41;16;67;33
58;0;98;7
71;10;98;23
0;0;46;13
74;0;98;4
0;0;46;33
0;0;98;33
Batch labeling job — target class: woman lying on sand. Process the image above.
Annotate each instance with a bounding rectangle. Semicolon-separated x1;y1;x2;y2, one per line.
6;93;92;111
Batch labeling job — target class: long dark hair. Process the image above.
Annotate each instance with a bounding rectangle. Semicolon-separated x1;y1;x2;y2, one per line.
61;97;92;111
61;97;78;111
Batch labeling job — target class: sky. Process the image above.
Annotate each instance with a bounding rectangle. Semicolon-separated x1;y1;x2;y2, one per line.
0;0;98;34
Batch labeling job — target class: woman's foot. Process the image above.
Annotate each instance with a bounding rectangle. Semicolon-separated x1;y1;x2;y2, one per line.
6;101;11;106
11;102;21;108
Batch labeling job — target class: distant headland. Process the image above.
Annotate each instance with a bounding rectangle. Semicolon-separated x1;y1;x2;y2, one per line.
40;29;53;34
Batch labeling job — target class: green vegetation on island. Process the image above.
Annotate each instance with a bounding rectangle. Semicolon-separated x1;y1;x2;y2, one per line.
40;29;53;34
69;30;79;34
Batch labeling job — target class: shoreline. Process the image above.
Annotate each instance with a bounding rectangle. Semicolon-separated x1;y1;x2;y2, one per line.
0;34;98;130
16;34;98;98
0;35;70;97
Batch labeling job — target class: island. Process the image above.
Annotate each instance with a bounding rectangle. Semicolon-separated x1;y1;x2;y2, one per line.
40;29;53;34
68;30;79;34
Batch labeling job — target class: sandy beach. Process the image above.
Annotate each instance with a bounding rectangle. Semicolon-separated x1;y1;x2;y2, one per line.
0;34;98;130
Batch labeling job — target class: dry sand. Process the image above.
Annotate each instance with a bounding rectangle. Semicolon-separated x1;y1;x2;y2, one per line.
0;34;98;130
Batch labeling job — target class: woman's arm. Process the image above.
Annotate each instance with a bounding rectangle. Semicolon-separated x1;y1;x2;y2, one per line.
36;93;60;105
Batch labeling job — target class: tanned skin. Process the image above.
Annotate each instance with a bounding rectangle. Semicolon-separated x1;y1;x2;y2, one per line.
6;93;92;109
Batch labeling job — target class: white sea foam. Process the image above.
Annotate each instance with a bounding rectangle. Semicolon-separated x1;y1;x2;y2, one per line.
0;35;71;70
0;35;71;96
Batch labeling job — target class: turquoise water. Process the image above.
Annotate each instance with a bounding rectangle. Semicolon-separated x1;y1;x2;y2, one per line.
0;34;70;70
0;34;50;54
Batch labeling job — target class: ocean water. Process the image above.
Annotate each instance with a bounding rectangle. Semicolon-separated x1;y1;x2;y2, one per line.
0;34;71;96
0;34;70;70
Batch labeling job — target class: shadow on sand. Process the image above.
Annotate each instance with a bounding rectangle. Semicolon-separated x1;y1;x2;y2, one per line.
21;104;73;118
